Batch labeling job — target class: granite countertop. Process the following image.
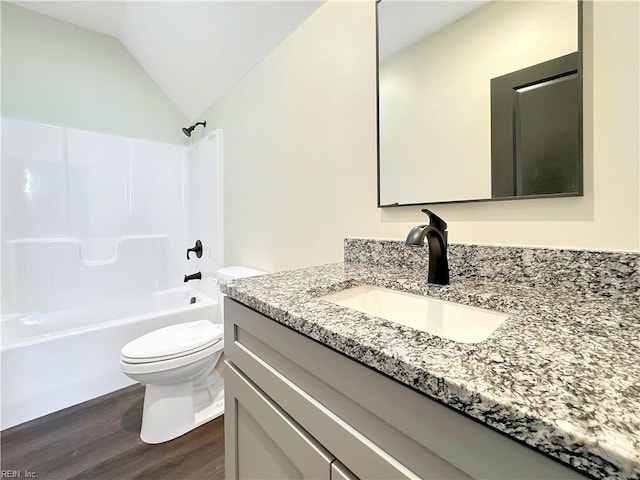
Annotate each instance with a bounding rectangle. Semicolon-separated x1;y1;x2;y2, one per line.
223;261;640;480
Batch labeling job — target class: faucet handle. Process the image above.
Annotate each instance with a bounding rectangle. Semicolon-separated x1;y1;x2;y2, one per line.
421;208;447;232
187;240;203;260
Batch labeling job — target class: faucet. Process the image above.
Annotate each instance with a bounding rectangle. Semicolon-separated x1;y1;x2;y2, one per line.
405;208;450;285
184;272;202;282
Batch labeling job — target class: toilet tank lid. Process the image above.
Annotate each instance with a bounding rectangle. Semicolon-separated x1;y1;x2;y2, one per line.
217;266;267;282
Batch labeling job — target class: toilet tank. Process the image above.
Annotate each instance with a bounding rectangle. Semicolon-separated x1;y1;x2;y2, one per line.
216;266;266;284
216;266;266;321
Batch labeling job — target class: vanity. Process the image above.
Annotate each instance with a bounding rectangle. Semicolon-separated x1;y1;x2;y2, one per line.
223;239;640;479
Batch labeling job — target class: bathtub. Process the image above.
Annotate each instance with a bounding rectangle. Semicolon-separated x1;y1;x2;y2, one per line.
1;288;218;430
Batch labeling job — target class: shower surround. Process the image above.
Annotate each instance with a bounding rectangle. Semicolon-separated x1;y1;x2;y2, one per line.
0;117;223;429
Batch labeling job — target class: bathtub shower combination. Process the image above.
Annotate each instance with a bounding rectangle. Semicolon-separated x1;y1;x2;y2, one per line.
1;118;224;430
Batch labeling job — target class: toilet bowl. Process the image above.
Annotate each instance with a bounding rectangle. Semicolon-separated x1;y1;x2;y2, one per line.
120;265;266;444
121;320;224;444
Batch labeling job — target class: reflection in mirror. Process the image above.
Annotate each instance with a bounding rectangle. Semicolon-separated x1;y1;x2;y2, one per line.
377;1;580;207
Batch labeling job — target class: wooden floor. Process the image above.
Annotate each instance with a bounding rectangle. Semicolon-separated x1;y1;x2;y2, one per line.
1;385;225;479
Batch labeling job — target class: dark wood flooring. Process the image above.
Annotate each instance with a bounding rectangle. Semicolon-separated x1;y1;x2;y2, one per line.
1;385;225;479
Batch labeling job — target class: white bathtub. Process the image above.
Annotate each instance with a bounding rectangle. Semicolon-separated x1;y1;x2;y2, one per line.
1;288;218;430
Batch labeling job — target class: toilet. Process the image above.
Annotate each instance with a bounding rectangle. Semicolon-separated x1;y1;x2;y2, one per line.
120;266;265;444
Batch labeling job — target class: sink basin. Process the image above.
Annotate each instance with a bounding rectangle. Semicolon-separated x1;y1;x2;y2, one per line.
320;285;508;343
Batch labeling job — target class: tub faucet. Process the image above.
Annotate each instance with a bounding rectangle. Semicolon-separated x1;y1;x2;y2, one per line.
405;208;450;285
184;272;202;282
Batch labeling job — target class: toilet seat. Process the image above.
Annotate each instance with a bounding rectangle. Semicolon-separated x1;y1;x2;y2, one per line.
121;339;223;375
122;337;222;364
121;320;222;363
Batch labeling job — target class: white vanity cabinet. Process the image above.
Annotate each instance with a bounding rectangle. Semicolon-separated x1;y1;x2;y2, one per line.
224;298;588;480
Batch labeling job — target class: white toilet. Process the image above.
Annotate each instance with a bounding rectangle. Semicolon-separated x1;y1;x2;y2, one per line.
120;266;265;444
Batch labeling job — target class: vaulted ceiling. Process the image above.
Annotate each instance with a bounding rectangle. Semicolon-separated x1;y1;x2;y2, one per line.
11;1;491;121
11;1;324;121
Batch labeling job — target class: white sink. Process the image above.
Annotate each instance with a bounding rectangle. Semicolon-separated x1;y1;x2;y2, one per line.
320;285;508;344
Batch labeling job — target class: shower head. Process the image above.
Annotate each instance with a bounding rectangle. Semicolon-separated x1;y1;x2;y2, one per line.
182;121;207;137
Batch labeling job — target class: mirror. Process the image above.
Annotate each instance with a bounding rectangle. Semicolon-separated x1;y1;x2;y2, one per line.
377;0;581;207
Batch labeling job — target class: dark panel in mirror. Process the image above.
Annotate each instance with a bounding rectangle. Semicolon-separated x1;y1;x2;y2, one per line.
491;52;581;198
377;0;582;207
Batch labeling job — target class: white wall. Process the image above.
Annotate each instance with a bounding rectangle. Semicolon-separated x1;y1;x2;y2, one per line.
186;130;225;298
1;118;227;315
196;0;638;274
1;118;189;314
0;2;188;145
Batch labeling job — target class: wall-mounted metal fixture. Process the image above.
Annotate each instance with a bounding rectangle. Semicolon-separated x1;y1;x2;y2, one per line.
184;272;202;282
182;121;207;137
187;240;203;259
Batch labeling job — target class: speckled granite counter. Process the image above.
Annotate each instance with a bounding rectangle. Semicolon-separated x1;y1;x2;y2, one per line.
223;239;640;480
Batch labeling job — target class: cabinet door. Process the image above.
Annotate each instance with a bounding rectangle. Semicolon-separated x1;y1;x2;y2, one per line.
225;361;334;479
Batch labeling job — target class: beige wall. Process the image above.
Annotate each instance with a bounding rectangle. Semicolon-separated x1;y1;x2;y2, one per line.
201;0;639;273
1;3;187;144
199;1;380;272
